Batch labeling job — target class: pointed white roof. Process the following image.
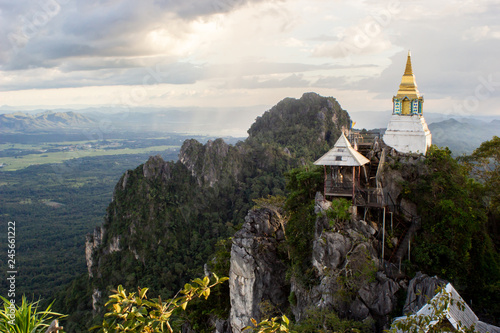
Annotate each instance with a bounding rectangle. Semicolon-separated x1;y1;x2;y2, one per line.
314;133;370;166
391;283;500;333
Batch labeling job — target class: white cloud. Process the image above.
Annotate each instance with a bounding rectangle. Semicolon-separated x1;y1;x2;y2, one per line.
0;0;499;118
463;25;500;41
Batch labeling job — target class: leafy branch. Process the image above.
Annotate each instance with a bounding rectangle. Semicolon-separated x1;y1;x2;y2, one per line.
92;273;228;333
244;315;294;333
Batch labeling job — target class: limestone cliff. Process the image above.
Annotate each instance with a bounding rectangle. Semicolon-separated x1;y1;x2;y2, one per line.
179;138;243;187
229;208;288;332
85;227;103;278
228;193;403;332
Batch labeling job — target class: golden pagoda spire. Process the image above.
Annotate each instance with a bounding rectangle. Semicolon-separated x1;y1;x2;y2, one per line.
404;50;413;75
396;50;420;99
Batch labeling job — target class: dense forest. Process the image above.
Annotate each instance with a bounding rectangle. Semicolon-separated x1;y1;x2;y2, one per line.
0;132;231;299
0;152;177;299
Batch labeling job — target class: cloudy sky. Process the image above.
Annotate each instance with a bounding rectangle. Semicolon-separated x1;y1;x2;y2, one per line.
1;0;499;119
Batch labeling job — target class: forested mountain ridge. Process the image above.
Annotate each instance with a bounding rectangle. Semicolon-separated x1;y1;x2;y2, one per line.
0;111;96;133
429;118;500;155
61;92;350;331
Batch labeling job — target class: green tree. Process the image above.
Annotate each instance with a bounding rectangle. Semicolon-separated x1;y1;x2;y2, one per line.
461;136;500;242
406;147;488;282
326;198;351;228
459;136;500;318
404;146;500;318
292;308;370;333
284;165;324;285
461;136;500;214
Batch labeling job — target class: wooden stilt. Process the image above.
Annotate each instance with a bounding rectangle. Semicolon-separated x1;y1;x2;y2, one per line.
382;206;386;261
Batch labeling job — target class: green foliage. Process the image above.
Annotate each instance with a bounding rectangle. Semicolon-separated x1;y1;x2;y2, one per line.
325;198;351;228
52;274;96;332
93;157;236;305
284;165;324;286
288;291;297;307
285;166;324;212
181;239;233;333
0;296;66;333
404;146;500;316
179;281;230;333
253;195;287;211
292;308;371;333
33;93;350;330
406;147;485;279
244;315;294;333
461;136;500;236
92;274;228;333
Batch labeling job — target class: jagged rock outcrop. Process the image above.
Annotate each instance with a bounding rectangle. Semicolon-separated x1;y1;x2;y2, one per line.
376;147;427;218
247;92;350;161
290;193;400;329
85;228;121;278
179;138;242;187
229;208;288;333
142;154;173;181
402;272;447;315
91;288;102;313
85;227;103;277
229;192;403;332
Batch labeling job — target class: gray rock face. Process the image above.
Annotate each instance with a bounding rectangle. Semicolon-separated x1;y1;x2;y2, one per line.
85;227;103;277
142;155;172;181
229;208;288;333
179;138;241;187
358;272;400;317
229;193;404;330
377;150;427;218
91;288;101;313
403;272;447;315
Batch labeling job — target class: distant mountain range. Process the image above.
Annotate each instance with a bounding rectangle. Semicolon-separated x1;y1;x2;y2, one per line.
0;106;264;137
0;111;96;133
429;118;500;155
1;107;498;154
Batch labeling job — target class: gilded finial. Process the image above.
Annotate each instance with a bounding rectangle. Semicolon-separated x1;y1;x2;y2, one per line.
404;50;413;75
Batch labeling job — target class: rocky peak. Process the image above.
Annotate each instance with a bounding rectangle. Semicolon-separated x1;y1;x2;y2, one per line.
247;92;350;159
80;92;354;329
142;155;172;181
290;194;401;327
179;138;241;187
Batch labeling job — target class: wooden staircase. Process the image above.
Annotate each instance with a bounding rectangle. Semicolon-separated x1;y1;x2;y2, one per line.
356;142;379;187
388;216;421;263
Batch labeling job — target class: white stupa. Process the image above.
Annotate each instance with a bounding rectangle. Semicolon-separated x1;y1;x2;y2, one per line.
383;51;432;154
